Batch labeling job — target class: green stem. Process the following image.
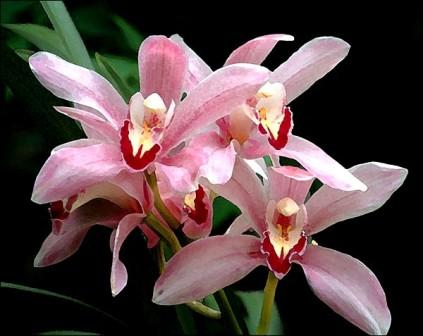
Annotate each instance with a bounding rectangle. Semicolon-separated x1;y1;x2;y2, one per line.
144;213;181;253
256;272;279;335
217;289;243;335
185;301;221;320
144;171;180;230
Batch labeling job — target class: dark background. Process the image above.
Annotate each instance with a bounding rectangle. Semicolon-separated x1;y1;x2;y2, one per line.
1;1;421;334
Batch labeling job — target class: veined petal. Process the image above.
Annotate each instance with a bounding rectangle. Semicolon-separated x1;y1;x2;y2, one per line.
278;135;367;192
160;63;270;153
152;235;265;305
271;37;350;103
295;245;391;335
205;157;267;235
170;34;212;93
111;213;143;296
158;132;236;193
224;34;294;66
268;166;314;204
305;162;408;235
34;200;126;267
226;214;254;235
139;36;187;108
32;143;125;204
54;106;119;143
29;52;127;128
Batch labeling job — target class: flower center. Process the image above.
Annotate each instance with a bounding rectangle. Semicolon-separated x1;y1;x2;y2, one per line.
183;185;208;224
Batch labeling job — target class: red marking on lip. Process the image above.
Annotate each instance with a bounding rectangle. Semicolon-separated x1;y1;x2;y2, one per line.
268;107;292;150
120;120;161;170
261;230;307;277
185;186;208;224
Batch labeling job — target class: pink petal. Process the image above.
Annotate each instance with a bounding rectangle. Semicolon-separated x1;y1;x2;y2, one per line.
111;213;143;296
205;157;267;235
32;143;125;204
139;223;160;248
139;36;187;107
170;34;212;93
54;106;120;143
295;245;391;335
224;34;294;66
267;166;314;204
278;135;367;192
160;63;270;154
226;214;254;235
29;52;127;128
34;200;126;267
152;235;265;304
158;132;236;193
270;37;350;103
305;162;408;235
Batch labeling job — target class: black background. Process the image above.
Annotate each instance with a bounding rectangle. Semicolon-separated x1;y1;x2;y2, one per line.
2;1;421;335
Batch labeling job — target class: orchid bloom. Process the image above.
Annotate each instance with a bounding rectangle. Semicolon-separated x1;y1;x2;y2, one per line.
169;34;367;192
29;35;270;204
152;158;407;334
34;168;158;296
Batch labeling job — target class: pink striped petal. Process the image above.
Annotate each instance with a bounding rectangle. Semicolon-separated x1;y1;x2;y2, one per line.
295;245;391;335
111;213;143;296
54;106;120;143
226;214;254;235
170;34;212;93
34;200;126;267
205;157;267;235
138;36;187;107
224;34;294;66
160;63;270;153
153;235;265;304
158;132;236;193
305;162;408;235
32;143;125;204
268;166;314;204
29;52;127;128
278;135;367;192
270;37;350;103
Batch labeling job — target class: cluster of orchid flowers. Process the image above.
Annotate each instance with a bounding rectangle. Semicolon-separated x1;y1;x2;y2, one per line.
30;33;407;335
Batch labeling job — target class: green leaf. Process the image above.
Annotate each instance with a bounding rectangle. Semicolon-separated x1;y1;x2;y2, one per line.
1;282;125;327
41;1;93;69
212;197;241;234
15;48;34;62
101;54;139;91
112;15;143;52
263;155;273;167
36;331;99;336
2;23;68;58
235;290;283;335
0;30;81;145
95;52;133;102
175;305;197;335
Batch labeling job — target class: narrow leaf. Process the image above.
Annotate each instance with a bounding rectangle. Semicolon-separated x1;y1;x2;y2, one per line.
1;282;125;327
235;291;283;335
2;23;68;58
175;305;197;335
41;1;93;69
95;52;133;102
112;15;143;52
15;48;34;62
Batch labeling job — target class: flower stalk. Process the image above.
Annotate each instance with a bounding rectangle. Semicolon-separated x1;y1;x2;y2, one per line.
145;171;181;230
217;289;243;335
256;271;279;335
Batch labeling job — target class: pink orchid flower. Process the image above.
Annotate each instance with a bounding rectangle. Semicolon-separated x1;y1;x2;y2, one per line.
164;34;367;193
29;35;270;204
34;168;159;296
152;158;407;334
155;168;213;239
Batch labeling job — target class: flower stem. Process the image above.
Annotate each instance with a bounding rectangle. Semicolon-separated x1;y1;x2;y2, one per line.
217;289;243;335
147;213;221;320
145;171;181;230
144;213;181;253
256;271;279;335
